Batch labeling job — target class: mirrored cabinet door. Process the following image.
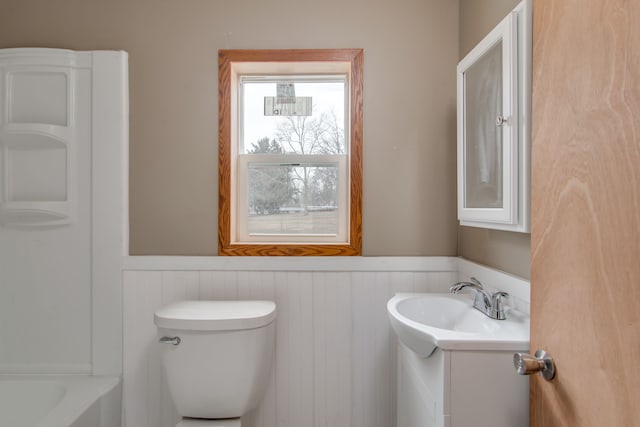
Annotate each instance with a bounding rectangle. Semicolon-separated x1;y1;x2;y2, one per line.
463;40;504;210
457;0;531;233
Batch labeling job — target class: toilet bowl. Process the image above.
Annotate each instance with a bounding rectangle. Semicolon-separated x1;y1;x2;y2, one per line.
155;300;276;427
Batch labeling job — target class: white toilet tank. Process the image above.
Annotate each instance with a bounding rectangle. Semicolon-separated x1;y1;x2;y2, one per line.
154;300;276;419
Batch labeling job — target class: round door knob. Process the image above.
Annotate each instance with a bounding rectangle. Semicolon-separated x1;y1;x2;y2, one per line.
513;349;555;381
496;115;507;126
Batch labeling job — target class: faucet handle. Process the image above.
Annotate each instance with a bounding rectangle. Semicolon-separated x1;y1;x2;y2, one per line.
491;291;509;320
492;290;509;300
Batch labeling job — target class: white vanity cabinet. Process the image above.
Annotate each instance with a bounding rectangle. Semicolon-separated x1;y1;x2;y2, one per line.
457;0;531;232
397;342;529;427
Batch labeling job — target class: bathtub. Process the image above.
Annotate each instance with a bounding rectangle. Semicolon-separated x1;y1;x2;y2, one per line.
0;375;121;427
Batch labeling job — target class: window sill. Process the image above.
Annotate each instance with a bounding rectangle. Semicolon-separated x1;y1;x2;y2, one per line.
219;243;361;256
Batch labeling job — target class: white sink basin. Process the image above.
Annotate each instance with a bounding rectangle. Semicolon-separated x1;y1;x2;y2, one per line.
387;293;529;357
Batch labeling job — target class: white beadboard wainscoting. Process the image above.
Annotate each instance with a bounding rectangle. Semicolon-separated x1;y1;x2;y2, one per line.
122;256;529;427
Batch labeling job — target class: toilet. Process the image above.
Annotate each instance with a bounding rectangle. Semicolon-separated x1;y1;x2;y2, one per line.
154;300;276;427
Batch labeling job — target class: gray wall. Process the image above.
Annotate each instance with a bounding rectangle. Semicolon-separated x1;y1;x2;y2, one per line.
458;0;531;278
0;0;459;256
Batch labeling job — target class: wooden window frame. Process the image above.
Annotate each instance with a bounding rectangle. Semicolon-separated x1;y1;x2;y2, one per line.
218;49;363;256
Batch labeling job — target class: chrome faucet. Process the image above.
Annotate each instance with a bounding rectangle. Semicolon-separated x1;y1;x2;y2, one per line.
450;277;509;320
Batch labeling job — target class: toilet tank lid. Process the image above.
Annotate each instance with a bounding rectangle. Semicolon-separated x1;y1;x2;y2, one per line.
154;300;276;331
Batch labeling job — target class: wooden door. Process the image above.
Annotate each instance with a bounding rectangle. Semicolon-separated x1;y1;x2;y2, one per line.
530;0;640;425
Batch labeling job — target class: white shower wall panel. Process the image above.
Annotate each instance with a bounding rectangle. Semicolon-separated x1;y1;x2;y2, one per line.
0;68;92;373
0;49;128;376
0;224;92;371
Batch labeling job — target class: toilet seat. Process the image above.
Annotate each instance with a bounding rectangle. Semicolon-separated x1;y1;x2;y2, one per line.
176;417;241;427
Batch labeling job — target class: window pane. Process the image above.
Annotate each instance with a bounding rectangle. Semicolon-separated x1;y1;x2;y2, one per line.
242;80;346;155
247;163;339;235
464;41;503;208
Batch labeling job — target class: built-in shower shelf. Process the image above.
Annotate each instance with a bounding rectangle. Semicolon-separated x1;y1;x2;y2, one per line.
0;130;74;226
0;205;70;226
2;131;69;149
4;124;72;142
0;61;76;227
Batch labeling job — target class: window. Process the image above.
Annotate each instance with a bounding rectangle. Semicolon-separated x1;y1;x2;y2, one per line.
218;49;363;256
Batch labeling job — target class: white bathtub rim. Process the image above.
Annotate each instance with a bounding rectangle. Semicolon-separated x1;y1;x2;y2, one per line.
0;375;120;427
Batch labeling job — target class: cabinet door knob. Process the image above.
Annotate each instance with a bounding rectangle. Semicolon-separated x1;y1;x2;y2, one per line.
496;115;507;126
513;349;555;381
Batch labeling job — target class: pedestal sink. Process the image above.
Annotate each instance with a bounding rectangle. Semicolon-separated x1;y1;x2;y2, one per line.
387;293;529;357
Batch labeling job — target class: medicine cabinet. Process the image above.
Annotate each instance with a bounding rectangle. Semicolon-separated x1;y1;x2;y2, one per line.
457;0;531;232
